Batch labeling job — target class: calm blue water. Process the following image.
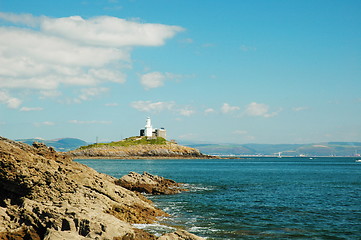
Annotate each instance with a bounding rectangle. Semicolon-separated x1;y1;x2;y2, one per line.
76;157;361;239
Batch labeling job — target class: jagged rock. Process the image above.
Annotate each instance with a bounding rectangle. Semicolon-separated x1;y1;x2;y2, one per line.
0;137;205;239
116;172;187;195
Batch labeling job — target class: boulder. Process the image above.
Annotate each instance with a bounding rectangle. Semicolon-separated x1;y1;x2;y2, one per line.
116;172;187;195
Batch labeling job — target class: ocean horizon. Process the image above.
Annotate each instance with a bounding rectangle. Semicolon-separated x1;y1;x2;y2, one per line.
77;157;361;239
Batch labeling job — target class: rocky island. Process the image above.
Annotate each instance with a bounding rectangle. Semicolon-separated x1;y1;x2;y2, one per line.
67;136;215;159
0;136;204;239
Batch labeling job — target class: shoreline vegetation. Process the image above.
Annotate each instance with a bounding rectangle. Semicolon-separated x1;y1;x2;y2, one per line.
0;136;205;239
67;136;218;160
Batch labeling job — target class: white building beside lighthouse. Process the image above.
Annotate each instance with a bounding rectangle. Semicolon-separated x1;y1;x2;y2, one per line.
140;117;166;139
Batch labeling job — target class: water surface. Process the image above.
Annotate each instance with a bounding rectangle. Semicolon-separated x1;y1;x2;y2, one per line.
76;157;361;239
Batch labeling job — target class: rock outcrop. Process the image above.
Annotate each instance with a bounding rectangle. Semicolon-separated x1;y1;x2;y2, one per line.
0;137;204;240
67;141;213;159
116;172;187;195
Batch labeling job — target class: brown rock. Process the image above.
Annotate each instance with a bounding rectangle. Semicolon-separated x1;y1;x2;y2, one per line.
0;136;205;240
116;172;187;195
0;137;163;239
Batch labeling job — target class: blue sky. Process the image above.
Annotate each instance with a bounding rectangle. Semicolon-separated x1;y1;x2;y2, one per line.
0;0;360;144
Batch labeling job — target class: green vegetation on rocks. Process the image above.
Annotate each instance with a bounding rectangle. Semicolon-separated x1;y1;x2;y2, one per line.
78;136;167;150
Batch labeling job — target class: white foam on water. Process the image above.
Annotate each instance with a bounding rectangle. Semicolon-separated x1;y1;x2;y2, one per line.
182;183;216;192
133;223;176;237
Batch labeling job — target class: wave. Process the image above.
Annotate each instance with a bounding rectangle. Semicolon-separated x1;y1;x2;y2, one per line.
132;223;176;237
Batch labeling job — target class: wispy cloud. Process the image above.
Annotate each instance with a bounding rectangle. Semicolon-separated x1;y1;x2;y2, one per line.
245;102;280;118
139;71;183;90
0;90;22;109
178;107;195;116
68;120;112;124
292;106;309;112
233;130;248;135
221;103;240;114
130;100;175;112
204;108;216;114
140;72;166;90
20;107;43;112
33;121;55;127
77;87;109;102
130;100;195;116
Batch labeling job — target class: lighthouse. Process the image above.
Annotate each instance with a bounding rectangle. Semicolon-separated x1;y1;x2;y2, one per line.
144;117;153;137
139;117;167;139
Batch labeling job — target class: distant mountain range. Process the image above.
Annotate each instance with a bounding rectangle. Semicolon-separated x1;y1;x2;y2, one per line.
16;138;88;152
16;138;361;157
183;142;361;157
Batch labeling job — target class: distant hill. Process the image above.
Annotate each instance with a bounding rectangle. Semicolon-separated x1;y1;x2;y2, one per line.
15;137;361;157
183;142;361;157
16;138;88;152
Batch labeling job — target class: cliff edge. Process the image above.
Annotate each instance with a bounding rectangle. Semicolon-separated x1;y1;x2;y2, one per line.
0;136;204;239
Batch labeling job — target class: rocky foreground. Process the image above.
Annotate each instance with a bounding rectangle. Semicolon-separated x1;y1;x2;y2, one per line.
0;137;204;239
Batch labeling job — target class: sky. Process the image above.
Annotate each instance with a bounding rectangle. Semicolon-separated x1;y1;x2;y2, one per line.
0;0;360;144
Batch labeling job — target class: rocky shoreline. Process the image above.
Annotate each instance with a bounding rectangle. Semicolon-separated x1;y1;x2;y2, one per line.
0;137;205;239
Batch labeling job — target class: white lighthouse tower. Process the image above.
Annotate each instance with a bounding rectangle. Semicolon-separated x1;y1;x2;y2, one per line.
144;117;153;137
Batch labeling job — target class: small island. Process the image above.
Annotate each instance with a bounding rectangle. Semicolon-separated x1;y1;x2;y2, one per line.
67;136;215;159
67;118;216;159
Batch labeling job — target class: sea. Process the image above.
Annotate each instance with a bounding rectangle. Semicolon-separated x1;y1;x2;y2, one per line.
76;157;361;240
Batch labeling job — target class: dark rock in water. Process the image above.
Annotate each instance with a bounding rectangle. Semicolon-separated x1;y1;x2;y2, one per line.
0;136;204;239
116;172;187;195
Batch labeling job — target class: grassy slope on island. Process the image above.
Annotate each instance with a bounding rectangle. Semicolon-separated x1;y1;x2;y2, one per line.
79;136;167;149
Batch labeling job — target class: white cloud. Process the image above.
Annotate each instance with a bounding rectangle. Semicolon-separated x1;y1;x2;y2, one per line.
233;130;248;135
180;38;193;44
204;108;215;114
68;120;112;124
34;121;55;127
178;107;195;116
130;100;175;112
41;15;184;47
20;107;43;112
140;72;166;90
245;102;280;118
77;87;109;102
0;91;22;109
0;12;183;107
221;103;240;114
0;12;41;27
139;71;183;90
130;100;196;116
292;106;308;112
